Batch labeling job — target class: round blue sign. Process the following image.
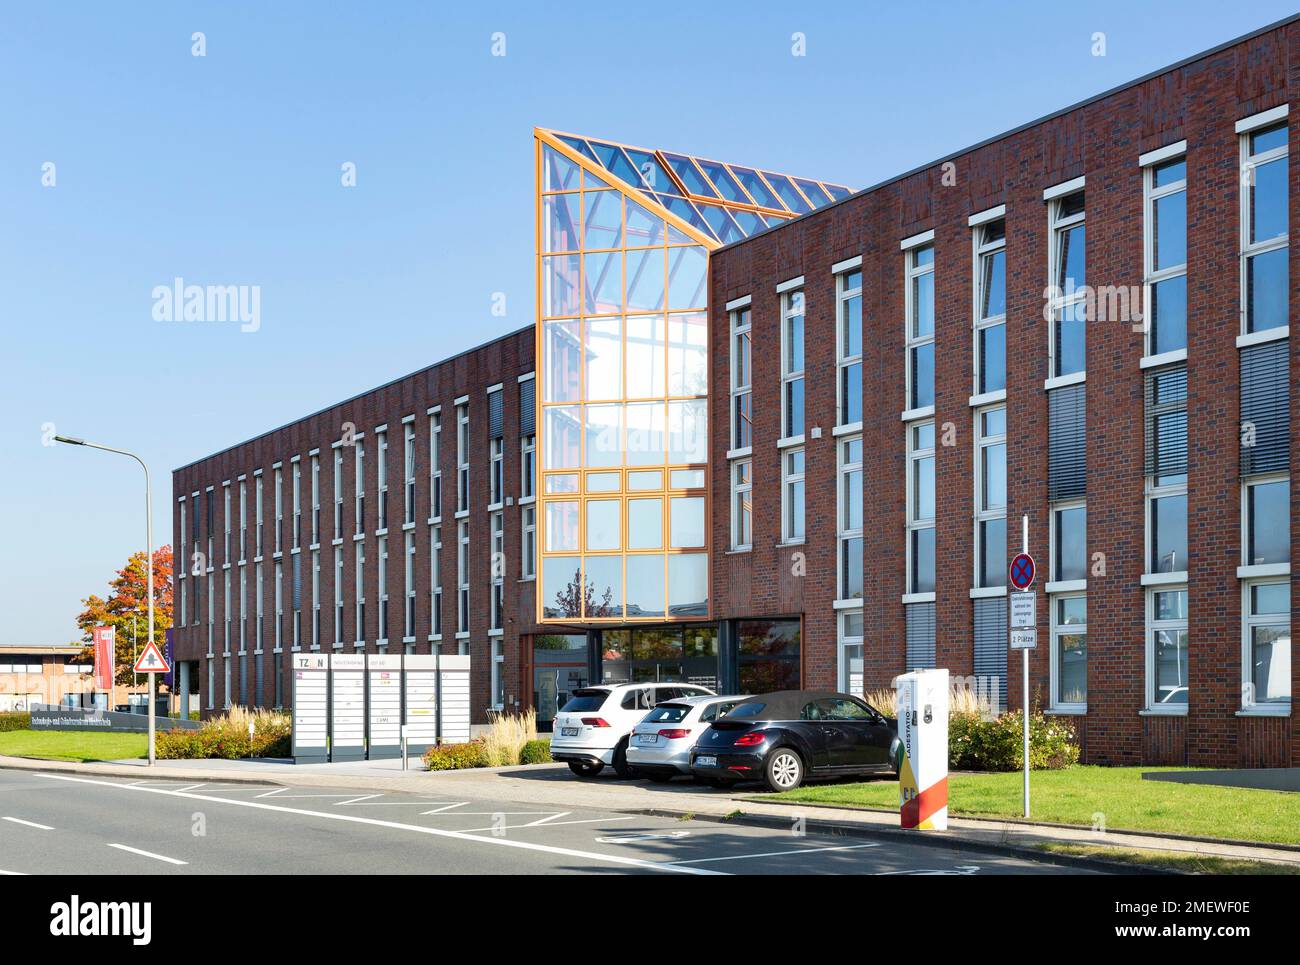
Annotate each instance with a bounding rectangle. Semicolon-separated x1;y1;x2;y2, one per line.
1009;553;1036;590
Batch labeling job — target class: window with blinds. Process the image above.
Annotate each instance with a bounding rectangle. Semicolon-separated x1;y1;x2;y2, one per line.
1048;383;1086;501
973;597;1008;711
519;378;535;435
488;388;504;440
905;601;936;670
1144;364;1188;480
1240;340;1289;476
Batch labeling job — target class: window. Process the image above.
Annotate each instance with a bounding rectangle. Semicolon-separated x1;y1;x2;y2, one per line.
1241;122;1288;334
837;270;862;426
521;433;536;500
839;437;863;599
291;554;301;648
310;455;320;544
354;440;365;536
781;289;805;438
521;505;536;580
310;549;320;647
238;566;247;652
457;520;470;634
255;476;264;556
376;429;389;531
1049;191;1086;377
274;560;282;649
223;484;231;562
431;525;443;637
974;220;1006;393
291;461;301;548
238;480;247;560
223;570;231;651
1244;476;1290;566
404;422;416;526
906;246;935;409
354;541;366;644
377;536;389;642
1243;580;1291;707
430;411;443;521
730;459;753;551
491;511;504;631
838;609;865;695
1147;588;1188;709
456;404;470;514
975;407;1006;588
333;448;343;539
490;438;504;507
908;422;936;594
1144;155;1187;354
782;448;805;542
730;306;752;449
333;547;343;645
1053;503;1087;582
1146;366;1187;574
1051;595;1087;709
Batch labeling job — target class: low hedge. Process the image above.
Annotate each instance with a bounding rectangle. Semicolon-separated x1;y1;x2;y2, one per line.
948;710;1079;771
0;712;31;733
519;738;552;765
155;714;292;760
423;741;487;771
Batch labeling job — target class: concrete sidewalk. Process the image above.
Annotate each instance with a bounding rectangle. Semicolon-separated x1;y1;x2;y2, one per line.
4;754;1296;871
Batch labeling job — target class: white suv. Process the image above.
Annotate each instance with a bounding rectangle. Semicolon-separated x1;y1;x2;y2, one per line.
551;683;715;777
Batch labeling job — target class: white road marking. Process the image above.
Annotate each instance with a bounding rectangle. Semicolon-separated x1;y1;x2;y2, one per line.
669;843;881;865
42;775;725;876
0;869;27;875
420;802;469;814
107;843;188;866
522;811;571;827
334;794;382;806
596;830;691;843
173;784;206;791
462;815;636;833
2;816;54;831
255;787;288;798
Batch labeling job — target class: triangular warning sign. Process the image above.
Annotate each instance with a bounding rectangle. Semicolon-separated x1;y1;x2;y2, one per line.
134;640;170;674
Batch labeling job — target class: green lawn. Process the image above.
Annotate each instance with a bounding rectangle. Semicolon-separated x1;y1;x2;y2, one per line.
759;766;1300;846
1036;842;1300;875
0;729;147;763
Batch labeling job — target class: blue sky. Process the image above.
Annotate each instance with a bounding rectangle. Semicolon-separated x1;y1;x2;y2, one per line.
1;1;1294;645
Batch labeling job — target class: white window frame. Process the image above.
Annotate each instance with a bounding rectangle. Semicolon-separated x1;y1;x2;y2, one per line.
973;220;1007;396
333;547;344;646
376;429;389;532
431;524;443;639
456;404;470;516
354;541;366;646
489;437;505;509
404;421;417;526
490;510;504;631
906;421;936;595
836;268;863;430
310;454;320;545
223;483;231;562
457;519;470;636
274;560;283;650
521;504;536;580
1239;120;1289;337
1241;472;1291;569
781;447;805;544
1142;151;1187;358
333;447;343;539
838;436;863;601
729;305;752;452
311;549;320;649
1240;578;1291;712
1144;370;1188;579
780;289;805;441
1047;192;1087;379
354;437;366;536
377;536;389;643
905;245;935;412
238;480;247;561
254;561;264;651
1049;593;1088;713
520;432;536;502
291;460;301;548
730;458;753;552
491;638;505;711
429;411;443;522
974;406;1007;589
837;608;865;696
1050;499;1088;586
255;475;264;557
1145;586;1188;713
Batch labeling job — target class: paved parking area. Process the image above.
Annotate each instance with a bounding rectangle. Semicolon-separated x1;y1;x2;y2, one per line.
0;769;1085;875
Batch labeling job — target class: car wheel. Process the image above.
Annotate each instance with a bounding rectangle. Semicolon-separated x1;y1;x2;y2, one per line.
567;760;604;777
763;748;805;792
611;739;632;778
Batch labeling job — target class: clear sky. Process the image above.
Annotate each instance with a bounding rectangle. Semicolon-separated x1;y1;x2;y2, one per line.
1;1;1294;645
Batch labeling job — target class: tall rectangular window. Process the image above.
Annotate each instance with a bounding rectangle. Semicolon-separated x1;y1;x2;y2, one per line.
1147;588;1188;709
838;437;863;599
975;407;1007;588
457;520;470;634
838;609;864;696
404;421;416;526
730;459;752;551
223;570;231;651
521;433;536;501
377;536;388;642
311;549;320;647
781;289;805;438
431;525;443;638
291;460;301;548
429;411;443;521
405;531;416;639
521;505;536;580
974;220;1006;393
1243;580;1291;707
354;440;365;536
223;484;231;562
238;480;247;560
456;404;470;514
333;448;343;539
355;541;366;644
906;245;935;409
1241;122;1288;334
1144;155;1187;355
490;511;504;631
274;560;283;650
837;270;862;426
908;421;936;594
489;438;504;507
1053;503;1087;582
376;429;389;531
1145;366;1187;574
1244;475;1290;566
782;448;805;542
1051;595;1087;709
730;306;752;450
310;454;320;545
255;476;264;557
1049;191;1086;377
254;561;263;650
333;547;343;645
274;468;283;553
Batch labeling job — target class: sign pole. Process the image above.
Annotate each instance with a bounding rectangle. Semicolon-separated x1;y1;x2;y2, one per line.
1021;514;1029;818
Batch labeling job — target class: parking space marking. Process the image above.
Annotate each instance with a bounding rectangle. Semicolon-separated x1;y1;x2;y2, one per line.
255;787;288;798
335;794;382;806
668;843;881;865
42;774;727;876
879;865;981;875
2;816;54;831
107;843;188;866
462;815;635;833
596;830;691;843
522;811;571;827
420;802;469;814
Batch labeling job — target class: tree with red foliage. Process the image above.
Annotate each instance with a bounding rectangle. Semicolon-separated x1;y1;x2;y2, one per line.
76;546;174;686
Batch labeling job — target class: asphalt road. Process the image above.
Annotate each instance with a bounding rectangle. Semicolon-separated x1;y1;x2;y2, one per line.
0;769;1090;875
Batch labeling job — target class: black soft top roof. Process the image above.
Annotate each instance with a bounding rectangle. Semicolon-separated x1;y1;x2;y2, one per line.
724;690;851;721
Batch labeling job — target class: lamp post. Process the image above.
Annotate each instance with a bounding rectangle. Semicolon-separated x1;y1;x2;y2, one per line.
54;435;156;766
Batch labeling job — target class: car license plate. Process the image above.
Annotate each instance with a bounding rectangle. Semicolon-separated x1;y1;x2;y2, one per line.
635;734;658;744
561;727;579;737
696;755;717;767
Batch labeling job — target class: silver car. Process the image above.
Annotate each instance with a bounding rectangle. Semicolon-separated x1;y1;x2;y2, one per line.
626;694;750;782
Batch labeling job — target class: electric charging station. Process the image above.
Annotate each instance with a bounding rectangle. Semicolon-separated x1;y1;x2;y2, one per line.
895;668;949;831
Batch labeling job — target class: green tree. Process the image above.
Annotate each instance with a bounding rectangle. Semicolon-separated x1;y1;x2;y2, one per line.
75;546;174;686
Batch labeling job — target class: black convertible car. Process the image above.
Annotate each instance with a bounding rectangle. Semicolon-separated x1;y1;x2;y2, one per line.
689;690;899;791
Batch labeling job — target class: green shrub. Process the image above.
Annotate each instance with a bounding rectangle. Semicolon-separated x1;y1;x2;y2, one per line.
948;710;1079;771
0;712;31;733
519;738;552;765
155;707;292;760
423;741;487;771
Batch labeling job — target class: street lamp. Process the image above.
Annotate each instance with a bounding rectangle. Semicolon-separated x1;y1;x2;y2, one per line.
54;435;158;766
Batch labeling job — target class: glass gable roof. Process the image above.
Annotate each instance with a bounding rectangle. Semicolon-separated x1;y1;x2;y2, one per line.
542;129;853;243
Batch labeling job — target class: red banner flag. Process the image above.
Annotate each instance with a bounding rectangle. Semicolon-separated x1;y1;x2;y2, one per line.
92;626;114;693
